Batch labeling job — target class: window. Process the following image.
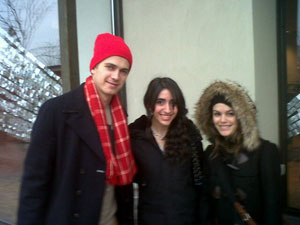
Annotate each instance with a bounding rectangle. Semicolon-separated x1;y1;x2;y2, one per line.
279;0;300;215
0;0;61;223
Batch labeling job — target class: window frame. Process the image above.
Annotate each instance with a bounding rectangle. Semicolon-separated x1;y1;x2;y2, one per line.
278;0;300;216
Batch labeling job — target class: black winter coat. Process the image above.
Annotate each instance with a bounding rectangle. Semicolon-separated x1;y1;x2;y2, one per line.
129;115;205;225
195;80;283;225
17;84;131;225
204;139;282;225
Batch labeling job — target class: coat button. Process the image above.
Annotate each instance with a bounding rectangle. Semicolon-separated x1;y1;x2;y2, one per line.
73;213;80;218
80;169;85;174
76;190;82;196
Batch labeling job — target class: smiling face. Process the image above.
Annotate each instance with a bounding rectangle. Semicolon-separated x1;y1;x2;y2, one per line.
151;89;178;129
212;103;238;137
91;56;130;104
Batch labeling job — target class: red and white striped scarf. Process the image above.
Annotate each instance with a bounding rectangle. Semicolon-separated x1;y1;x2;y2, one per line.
84;76;137;185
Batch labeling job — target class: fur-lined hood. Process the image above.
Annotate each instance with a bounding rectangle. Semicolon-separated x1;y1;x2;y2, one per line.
194;80;260;151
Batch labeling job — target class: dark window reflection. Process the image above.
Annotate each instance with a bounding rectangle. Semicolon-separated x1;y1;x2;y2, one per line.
286;0;300;210
0;0;62;223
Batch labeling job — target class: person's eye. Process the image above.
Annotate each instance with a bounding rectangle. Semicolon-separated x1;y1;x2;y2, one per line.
213;112;220;117
227;111;235;117
156;99;164;105
170;100;177;107
120;69;129;75
105;65;114;70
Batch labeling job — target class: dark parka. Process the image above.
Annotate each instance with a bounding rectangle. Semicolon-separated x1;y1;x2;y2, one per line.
195;81;282;225
129;115;205;225
17;84;132;225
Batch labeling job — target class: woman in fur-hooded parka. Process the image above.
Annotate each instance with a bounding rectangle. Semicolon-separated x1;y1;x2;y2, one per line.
195;81;282;225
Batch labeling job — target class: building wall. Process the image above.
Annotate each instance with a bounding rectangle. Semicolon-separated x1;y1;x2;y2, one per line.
75;0;278;145
252;0;279;143
123;0;278;144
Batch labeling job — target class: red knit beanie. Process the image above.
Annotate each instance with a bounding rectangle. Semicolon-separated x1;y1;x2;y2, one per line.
89;33;133;71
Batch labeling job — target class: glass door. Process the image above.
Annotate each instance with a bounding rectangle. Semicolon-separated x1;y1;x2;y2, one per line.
283;0;300;212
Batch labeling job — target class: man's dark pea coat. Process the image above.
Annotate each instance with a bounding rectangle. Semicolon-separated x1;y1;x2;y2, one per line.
17;84;132;225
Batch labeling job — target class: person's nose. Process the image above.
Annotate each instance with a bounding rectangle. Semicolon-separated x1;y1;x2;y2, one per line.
164;103;172;113
111;70;120;80
220;114;227;122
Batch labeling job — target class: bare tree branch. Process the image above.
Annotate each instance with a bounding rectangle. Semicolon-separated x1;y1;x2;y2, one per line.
0;0;55;47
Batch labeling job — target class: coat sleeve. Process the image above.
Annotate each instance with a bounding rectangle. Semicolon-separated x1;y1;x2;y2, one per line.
17;99;58;225
196;143;215;225
116;183;135;225
259;141;283;225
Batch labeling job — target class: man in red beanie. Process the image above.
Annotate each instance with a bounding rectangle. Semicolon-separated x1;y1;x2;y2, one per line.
17;33;136;225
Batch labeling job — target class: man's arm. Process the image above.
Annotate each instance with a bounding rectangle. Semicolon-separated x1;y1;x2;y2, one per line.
17;99;57;225
260;141;283;225
116;183;135;225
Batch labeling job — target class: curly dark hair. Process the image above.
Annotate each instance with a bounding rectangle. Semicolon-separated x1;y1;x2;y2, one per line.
143;77;196;162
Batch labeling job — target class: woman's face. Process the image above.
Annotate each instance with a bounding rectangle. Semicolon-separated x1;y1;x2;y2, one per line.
212;103;238;137
151;89;178;128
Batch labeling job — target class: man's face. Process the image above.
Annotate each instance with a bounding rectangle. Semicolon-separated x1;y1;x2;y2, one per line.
91;56;130;103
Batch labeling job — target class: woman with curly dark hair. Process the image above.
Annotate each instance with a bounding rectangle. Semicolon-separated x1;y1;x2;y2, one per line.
128;77;205;225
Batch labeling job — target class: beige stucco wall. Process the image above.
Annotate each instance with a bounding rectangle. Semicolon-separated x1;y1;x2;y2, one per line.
252;0;279;144
123;0;278;144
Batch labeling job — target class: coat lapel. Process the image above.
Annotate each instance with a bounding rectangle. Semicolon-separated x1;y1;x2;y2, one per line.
63;85;105;162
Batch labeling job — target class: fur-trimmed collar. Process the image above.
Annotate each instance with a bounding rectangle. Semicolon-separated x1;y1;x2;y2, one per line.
194;80;260;151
